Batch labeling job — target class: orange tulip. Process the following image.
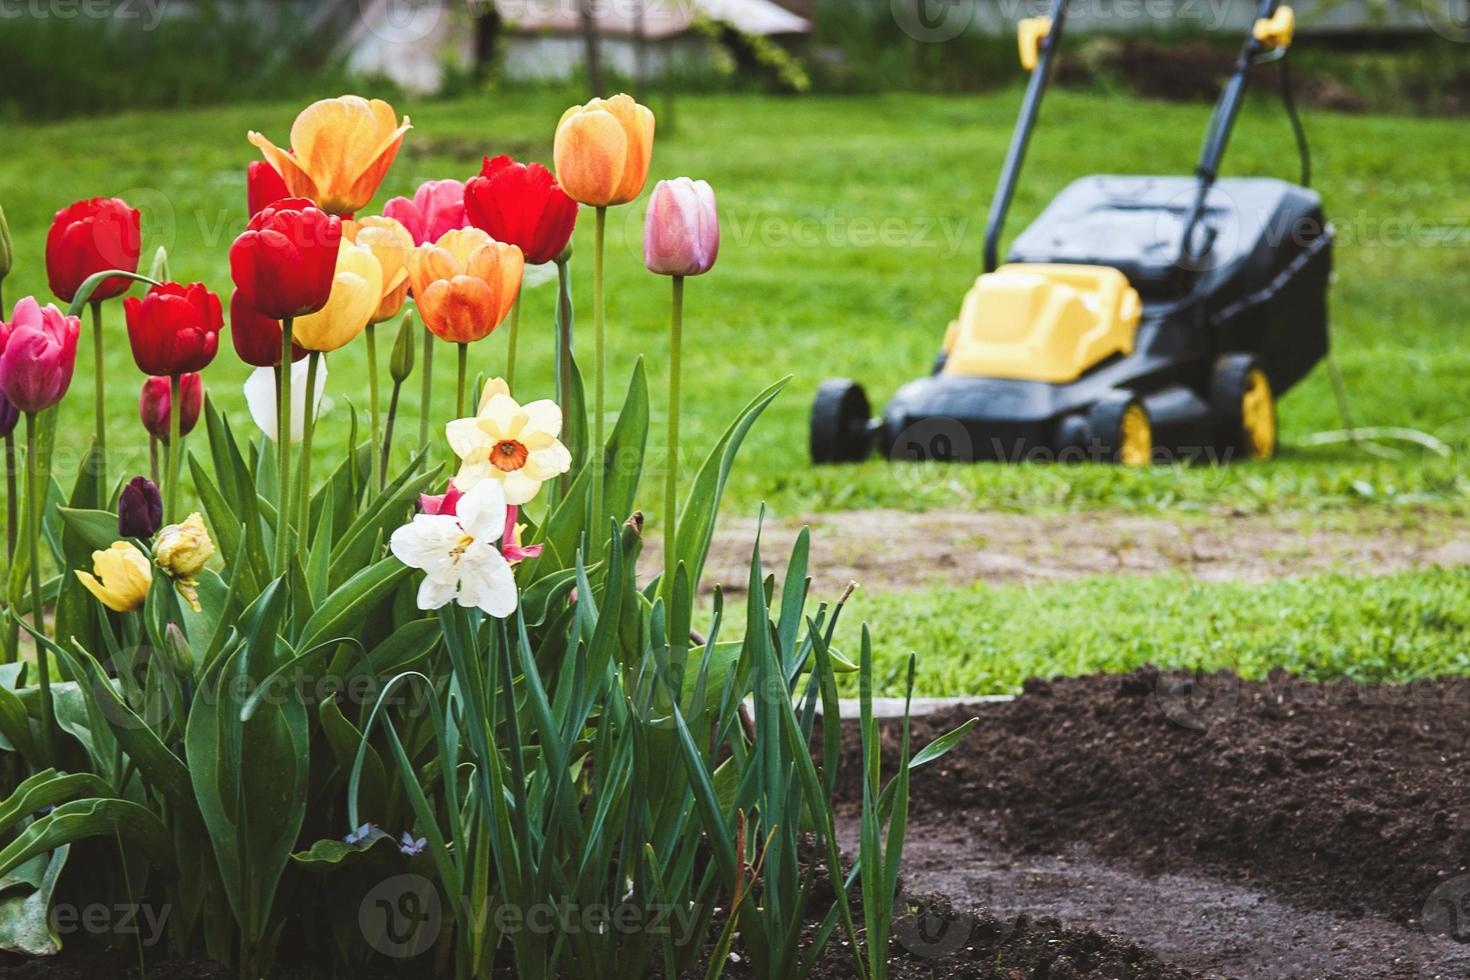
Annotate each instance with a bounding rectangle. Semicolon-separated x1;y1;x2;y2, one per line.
408;228;523;344
345;215;413;323
553;94;655;207
249;96;411;216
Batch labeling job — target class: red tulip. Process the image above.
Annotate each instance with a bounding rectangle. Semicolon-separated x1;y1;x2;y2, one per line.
123;282;222;376
45;197;143;303
383;180;467;246
248;161;291;218
139;373;202;442
230;289;306;368
230;198;341;320
0;297;81;413
465;155;578;266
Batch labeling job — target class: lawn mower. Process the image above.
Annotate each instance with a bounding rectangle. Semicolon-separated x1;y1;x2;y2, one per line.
810;0;1332;466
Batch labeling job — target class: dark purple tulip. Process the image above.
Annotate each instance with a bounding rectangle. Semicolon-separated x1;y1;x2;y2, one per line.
118;476;163;538
0;396;16;439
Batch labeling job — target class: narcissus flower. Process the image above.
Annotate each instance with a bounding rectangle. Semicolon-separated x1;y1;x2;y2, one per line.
389;478;517;616
383;179;467;246
139;373;202;442
0;297;81;413
229;198;343;320
553;94;655;207
644;178;719;276
248;160;291;217
291;240;383;352
153;512;214;611
407;228;523;344
230;289;306;368
447;378;571;505
249;96;412;216
344;216;413;323
118;476;163;538
417;479;541;563
243;358;328;445
465;156;578;265
75;541;152;613
45;197;142;303
123;282;223;376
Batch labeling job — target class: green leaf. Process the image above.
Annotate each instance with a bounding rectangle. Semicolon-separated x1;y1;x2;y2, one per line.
0;799;177;879
298;558;411;652
0;770;113;836
55;507;118;555
290;833;397;872
0;846;68;956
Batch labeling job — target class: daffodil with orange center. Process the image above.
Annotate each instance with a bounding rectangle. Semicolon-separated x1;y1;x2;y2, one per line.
249;96;411;216
446;378;571;505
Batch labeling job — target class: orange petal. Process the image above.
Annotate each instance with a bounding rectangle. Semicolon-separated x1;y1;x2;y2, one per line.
600;94;656;205
248;132;318;202
553;109;627;208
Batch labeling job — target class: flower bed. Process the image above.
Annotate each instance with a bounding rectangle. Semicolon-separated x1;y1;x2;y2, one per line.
0;94;972;978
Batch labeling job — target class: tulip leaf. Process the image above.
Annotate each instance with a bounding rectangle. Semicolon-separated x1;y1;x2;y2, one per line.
298;557;411;653
0;798;177;880
0;770;113;837
289;833;397;872
54;508;117;556
0;845;68;956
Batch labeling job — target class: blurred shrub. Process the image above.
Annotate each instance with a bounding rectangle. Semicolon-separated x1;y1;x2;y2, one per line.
0;0;382;121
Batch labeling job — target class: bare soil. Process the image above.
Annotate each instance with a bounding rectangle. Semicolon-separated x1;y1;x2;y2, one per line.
644;507;1470;596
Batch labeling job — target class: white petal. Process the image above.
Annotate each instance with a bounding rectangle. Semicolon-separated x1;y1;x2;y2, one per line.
453;459;491;491
446;417;489;459
523;441;572;480
241;360;328;445
499;469;542;506
390;516;462;573
476;377;511;415
456;479;507;542
482;393;527;439
460;552;518;619
520;399;563;440
416;574;458;611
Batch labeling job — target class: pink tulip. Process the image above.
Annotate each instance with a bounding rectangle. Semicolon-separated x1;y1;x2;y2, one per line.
643;178;718;277
0;297;82;413
383;179;468;246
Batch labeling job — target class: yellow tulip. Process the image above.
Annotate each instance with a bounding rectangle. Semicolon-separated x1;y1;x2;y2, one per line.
292;241;384;352
553;94;655;207
249;96;411;216
345;216;414;323
75;542;152;613
407;228;523;344
153;513;215;612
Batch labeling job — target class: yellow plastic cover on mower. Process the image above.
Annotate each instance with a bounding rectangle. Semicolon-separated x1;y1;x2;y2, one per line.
941;263;1142;384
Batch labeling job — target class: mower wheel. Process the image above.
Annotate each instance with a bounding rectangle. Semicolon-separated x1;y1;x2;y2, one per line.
1212;354;1276;461
1088;392;1153;467
810;379;874;464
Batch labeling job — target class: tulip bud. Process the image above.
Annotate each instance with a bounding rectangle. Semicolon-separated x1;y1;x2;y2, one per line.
148;246;170;283
153;513;214;612
643;178;719;277
0;204;13;283
139;374;203;442
164;622;195;682
389;310;416;383
119;476;164;538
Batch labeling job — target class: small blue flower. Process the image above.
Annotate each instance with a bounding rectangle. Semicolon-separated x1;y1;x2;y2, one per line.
399;832;427;856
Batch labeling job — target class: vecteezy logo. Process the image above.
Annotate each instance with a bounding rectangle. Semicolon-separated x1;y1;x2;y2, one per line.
888;416;974;463
1423;875;1470;944
1421;0;1470;43
360;873;441;959
892;902;974;959
1154;668;1239;732
892;0;976;43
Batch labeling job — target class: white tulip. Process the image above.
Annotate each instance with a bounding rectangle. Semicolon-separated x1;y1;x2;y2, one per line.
243;358;328;445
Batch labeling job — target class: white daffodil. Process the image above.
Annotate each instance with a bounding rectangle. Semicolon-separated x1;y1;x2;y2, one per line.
243;358;328;445
446;378;572;506
389;478;518;617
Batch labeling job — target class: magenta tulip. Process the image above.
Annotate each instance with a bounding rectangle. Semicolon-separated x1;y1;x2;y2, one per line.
383;179;467;246
0;297;82;413
643;178;718;277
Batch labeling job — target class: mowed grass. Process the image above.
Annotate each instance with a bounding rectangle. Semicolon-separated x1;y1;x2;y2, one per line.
0;88;1466;524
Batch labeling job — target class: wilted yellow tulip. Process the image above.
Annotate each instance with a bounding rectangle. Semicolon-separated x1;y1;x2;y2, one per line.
75;542;152;613
153;513;215;612
292;240;384;352
553;94;655;207
249;96;412;216
407;228;523;344
345;215;413;323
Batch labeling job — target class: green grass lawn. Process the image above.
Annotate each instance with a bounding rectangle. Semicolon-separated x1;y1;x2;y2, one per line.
2;89;1466;695
1;88;1466;520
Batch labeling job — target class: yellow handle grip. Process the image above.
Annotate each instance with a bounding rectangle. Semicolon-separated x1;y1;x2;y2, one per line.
1253;6;1295;50
1018;16;1053;72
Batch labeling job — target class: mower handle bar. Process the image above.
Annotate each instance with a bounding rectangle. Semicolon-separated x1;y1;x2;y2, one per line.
982;0;1286;276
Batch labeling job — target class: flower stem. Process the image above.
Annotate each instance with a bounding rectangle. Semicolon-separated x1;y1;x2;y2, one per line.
365;323;382;491
381;379;402;488
552;256;574;508
295;352;322;565
418;324;434;469
149;435;159;486
664;275;684;597
593;206;607;522
505;291;522;393
90;300;106;492
4;432;16;560
165;374;182;525
24;412;55;762
456;342;469;419
273;318;294;577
